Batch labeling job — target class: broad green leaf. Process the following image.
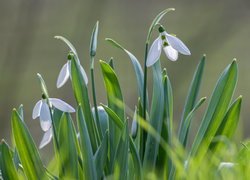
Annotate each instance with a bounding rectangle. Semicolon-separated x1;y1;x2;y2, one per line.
58;113;79;179
37;73;50;98
190;60;238;157
143;61;164;168
94;131;108;180
54;36;78;56
146;8;175;43
0;140;18;180
105;38;147;107
210;96;242;151
113;123;129;180
77;106;97;180
11;109;46;179
100;60;125;121
71;55;99;151
179;55;205;147
100;60;125;168
90;21;99;57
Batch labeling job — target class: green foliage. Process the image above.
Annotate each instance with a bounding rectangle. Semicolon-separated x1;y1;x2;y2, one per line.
0;9;245;180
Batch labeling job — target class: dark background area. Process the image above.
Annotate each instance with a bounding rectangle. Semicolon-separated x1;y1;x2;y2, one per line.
1;0;250;161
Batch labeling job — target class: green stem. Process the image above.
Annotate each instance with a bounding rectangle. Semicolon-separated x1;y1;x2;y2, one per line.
46;99;64;174
90;56;103;138
142;42;149;161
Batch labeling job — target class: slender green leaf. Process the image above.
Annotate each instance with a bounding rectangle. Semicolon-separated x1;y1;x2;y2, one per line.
58;113;79;179
113;123;129;180
100;60;125;121
94;131;108;179
179;55;205;147
101;105;142;179
129;136;142;180
157;73;174;176
101;104;124;129
71;55;99;151
179;97;206;145
143;61;164;168
100;60;125;168
210;96;242;151
77;106;97;180
146;8;175;43
11;109;46;179
191;60;238;157
0;140;18;180
105;38;146;107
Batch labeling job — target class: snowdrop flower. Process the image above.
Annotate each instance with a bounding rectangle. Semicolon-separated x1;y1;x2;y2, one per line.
32;94;75;148
146;26;191;67
57;53;88;88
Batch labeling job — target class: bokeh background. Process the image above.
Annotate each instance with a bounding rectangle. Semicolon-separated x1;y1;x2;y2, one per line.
1;0;250;158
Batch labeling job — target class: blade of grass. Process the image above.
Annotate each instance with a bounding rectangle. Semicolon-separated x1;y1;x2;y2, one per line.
58;113;80;179
209;96;242;151
71;54;99;152
190;60;238;158
76;106;97;180
94;131;108;179
178;55;205;147
0;140;19;180
113;123;129;180
11;109;46;179
100;60;125;168
143;61;164;169
105;38;147;108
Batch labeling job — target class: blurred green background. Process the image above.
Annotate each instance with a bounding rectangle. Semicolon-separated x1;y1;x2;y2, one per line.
1;0;250;150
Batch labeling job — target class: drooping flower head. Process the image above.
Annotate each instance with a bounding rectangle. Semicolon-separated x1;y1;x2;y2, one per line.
146;26;191;67
32;93;75;148
57;52;88;88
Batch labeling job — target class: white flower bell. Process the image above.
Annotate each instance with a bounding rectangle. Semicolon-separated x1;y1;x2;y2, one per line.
57;53;88;88
32;94;75;148
146;26;191;67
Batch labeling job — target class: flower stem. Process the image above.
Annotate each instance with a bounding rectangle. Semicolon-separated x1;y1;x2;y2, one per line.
142;42;149;161
91;56;103;138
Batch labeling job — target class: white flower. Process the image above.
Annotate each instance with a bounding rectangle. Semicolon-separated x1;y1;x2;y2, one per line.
32;97;75;148
146;27;191;67
57;59;88;88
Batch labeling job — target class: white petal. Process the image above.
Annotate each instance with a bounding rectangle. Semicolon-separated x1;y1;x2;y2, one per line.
39;128;53;149
164;32;191;55
80;65;88;85
32;100;42;119
218;162;235;170
49;98;75;113
163;46;179;61
56;62;70;88
40;102;52;131
146;37;162;67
